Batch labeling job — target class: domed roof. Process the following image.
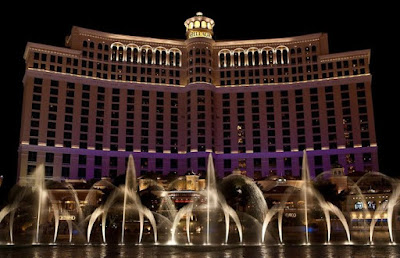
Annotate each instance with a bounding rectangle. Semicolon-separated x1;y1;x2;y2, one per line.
184;12;215;39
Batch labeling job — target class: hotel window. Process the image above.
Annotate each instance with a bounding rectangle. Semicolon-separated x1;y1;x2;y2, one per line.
45;153;54;163
27;165;36;175
78;168;86;178
94;169;102;179
28;151;37;162
330;155;339;166
62;154;71;164
45;166;53;177
62;167;70;178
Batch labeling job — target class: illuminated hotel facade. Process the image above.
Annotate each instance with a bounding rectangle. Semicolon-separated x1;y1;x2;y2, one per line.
18;13;378;183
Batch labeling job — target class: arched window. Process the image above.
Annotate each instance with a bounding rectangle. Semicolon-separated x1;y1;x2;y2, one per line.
89;42;95;49
247;48;259;66
218;50;231;68
169;48;181;67
147;49;152;64
234;52;239;66
118;46;124;62
254;51;260;66
276;46;290;64
155;50;161;65
312;45;317;52
261;47;274;65
240;52;245;66
219;54;225;67
169;52;175;66
83;41;88;48
161;51;166;65
98;43;103;50
127;44;139;63
282;49;288;64
111;46;118;61
248;52;253;66
268;50;274;64
141;49;146;63
111;42;125;62
276;50;282;64
233;49;245;66
127;48;132;62
262;50;267;65
133;48;138;63
175;52;181;67
226;53;231;67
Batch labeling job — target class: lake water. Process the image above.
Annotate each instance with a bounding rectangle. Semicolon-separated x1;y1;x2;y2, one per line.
1;244;399;258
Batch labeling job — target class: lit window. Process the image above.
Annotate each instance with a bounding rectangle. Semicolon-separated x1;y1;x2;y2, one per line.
354;201;363;210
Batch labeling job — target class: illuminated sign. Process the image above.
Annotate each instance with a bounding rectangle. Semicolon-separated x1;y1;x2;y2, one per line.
284;213;297;218
59;215;76;221
188;30;212;39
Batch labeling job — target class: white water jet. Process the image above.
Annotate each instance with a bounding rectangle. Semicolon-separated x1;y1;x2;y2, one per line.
261;208;279;242
323;202;351;242
301;151;310;244
87;207;104;242
53;204;60;243
369;184;400;243
170;153;242;244
67;219;73;243
205;153;242;244
300;151;351;243
170;203;194;243
121;155;158;244
88;155;158;244
205;153;218;244
0;206;14;243
387;182;400;243
9;210;16;243
34;164;45;244
121;156;134;244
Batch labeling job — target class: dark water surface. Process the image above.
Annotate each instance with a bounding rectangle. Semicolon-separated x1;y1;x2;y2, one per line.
1;244;399;258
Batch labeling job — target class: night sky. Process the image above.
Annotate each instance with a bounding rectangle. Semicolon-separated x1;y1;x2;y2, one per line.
0;2;396;195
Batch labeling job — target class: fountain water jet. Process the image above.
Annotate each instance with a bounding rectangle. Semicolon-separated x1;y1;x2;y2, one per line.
32;164;46;244
170;153;242;244
369;181;400;243
86;155;157;244
301;151;310;244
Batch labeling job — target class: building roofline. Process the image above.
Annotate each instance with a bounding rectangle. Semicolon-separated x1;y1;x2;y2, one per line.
320;49;371;63
214;33;327;47
71;26;328;48
71;26;186;46
24;42;81;60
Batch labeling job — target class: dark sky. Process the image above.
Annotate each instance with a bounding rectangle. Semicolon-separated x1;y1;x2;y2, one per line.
0;2;396;193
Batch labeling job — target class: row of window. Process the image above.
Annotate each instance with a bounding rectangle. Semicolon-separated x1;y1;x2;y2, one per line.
26;151;374;179
110;43;182;66
218;57;367;86
28;78;372;152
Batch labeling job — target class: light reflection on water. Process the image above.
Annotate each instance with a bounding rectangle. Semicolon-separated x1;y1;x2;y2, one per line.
1;244;400;258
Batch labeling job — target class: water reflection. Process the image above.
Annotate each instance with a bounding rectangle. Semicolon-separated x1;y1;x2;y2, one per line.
2;244;400;258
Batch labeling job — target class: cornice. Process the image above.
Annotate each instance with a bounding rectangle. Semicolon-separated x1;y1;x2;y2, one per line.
24;68;371;93
24;42;81;60
213;33;325;49
72;26;186;48
320;49;371;63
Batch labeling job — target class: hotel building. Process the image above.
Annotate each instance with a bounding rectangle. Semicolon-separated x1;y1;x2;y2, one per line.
18;12;378;183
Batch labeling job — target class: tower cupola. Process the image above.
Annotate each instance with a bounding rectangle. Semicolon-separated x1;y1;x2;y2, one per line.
184;12;215;40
